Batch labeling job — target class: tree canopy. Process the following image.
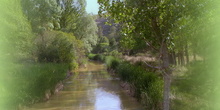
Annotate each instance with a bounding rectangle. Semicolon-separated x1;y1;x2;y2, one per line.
98;0;219;109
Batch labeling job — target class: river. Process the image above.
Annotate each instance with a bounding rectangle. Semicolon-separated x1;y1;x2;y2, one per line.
28;62;144;110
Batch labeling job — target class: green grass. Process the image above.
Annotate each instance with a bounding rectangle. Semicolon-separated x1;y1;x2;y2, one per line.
0;62;68;109
171;61;220;110
116;61;163;109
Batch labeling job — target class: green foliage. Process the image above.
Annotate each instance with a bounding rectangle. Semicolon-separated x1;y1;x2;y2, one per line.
93;36;110;53
172;61;220;110
70;61;79;70
21;0;62;32
93;54;105;61
87;53;97;59
22;0;97;53
108;50;122;57
99;1;219;109
59;0;98;52
0;0;34;57
0;0;86;109
36;31;71;62
74;14;98;52
116;62;163;109
110;58;120;70
0;62;68;109
59;0;86;32
108;26;119;38
90;54;163;109
36;31;85;64
104;56;120;70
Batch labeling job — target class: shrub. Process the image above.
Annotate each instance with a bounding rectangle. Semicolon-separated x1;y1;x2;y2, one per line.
104;56;115;68
93;54;105;61
36;31;85;65
115;61;163;109
88;53;97;59
108;50;122;57
110;58;120;70
70;61;78;70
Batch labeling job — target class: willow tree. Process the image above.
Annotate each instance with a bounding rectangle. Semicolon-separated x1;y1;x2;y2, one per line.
98;0;213;110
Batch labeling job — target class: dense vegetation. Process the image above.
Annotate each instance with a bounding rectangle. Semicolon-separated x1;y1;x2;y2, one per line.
0;0;219;110
0;0;97;109
97;0;220;110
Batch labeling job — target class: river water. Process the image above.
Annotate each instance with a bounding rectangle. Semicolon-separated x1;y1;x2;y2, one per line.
28;62;144;110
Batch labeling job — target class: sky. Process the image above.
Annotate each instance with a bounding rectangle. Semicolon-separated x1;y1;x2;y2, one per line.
86;0;99;14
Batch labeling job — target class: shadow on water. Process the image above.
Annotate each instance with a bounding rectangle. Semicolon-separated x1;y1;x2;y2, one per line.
28;62;144;110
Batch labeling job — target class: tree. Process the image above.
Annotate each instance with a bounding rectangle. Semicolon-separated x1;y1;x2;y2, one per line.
93;36;109;53
59;0;86;32
58;0;98;52
73;14;98;52
109;38;117;50
98;1;177;109
98;0;215;110
21;0;62;32
108;26;117;38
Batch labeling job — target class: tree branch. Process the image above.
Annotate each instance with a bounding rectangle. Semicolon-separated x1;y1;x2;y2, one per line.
145;41;159;52
143;61;161;69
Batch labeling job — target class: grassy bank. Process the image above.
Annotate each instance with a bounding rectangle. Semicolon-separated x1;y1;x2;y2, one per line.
171;61;220;110
89;54;163;110
0;62;68;109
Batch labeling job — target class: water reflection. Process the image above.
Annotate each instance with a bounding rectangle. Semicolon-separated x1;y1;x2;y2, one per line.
28;62;143;110
95;88;121;110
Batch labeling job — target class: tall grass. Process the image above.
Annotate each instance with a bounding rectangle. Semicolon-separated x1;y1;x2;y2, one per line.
116;61;163;109
0;62;68;109
171;61;219;110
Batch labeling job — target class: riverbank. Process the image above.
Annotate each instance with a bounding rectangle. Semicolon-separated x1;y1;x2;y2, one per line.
26;62;144;110
88;54;163;110
0;62;69;110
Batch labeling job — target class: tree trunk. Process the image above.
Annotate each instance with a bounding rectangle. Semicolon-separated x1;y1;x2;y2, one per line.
173;51;177;65
185;43;189;64
169;53;173;65
161;43;172;110
178;52;181;65
193;52;197;61
163;71;171;110
169;51;176;65
180;50;185;65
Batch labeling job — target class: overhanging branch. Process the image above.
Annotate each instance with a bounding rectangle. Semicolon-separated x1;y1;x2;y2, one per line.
143;61;161;69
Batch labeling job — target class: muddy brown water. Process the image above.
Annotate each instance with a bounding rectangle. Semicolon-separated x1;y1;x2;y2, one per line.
28;62;144;110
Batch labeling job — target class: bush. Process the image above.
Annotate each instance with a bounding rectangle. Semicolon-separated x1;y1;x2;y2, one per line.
70;61;78;70
90;55;120;70
88;53;97;59
104;56;115;69
108;50;122;57
36;31;85;64
93;54;105;61
110;58;120;70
